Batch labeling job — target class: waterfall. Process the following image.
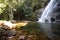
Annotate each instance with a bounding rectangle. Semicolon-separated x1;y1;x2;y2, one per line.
38;0;59;23
38;0;60;39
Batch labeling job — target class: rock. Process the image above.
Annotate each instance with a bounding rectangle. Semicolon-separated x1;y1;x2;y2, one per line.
0;28;6;36
8;36;15;40
50;17;55;22
10;20;16;23
1;25;10;30
28;35;33;37
6;29;16;36
0;37;6;40
0;27;16;37
19;35;26;40
3;21;13;29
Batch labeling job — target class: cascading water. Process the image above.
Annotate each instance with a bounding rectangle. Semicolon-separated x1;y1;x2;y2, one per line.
38;0;60;23
38;0;60;40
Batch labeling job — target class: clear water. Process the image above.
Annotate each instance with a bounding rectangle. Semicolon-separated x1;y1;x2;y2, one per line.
39;22;60;40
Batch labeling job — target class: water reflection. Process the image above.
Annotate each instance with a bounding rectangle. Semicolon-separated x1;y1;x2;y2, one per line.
39;22;60;40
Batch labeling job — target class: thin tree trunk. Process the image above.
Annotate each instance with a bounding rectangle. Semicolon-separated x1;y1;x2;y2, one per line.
9;8;13;20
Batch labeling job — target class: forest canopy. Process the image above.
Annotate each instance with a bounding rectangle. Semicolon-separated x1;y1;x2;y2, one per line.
0;0;48;21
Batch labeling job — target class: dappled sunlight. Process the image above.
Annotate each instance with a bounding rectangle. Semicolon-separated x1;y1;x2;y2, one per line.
0;3;6;8
0;3;6;14
16;22;28;27
0;20;28;29
12;22;28;28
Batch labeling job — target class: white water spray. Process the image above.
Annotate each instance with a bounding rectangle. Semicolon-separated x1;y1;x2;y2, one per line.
38;0;58;23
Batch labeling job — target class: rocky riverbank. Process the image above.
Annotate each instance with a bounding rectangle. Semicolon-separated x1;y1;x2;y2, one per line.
0;21;48;40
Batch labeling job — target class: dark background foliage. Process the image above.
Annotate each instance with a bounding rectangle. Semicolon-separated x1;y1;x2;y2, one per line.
0;0;49;21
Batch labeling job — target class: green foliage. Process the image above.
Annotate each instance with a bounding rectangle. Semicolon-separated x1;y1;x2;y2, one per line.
0;0;26;20
0;3;6;14
13;0;47;21
0;0;48;21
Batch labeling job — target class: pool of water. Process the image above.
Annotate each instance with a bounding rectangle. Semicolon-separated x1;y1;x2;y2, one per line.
39;22;60;40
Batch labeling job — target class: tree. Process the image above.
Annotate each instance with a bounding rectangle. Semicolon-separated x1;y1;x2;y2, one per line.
0;0;48;21
13;0;46;21
0;0;25;20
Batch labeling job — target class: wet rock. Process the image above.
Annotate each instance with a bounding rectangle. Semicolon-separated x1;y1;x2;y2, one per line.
50;18;55;22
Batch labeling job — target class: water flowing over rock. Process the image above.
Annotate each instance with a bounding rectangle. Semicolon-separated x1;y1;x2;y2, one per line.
38;0;60;40
38;0;60;23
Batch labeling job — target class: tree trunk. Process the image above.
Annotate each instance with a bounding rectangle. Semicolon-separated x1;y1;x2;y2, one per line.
9;8;13;20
